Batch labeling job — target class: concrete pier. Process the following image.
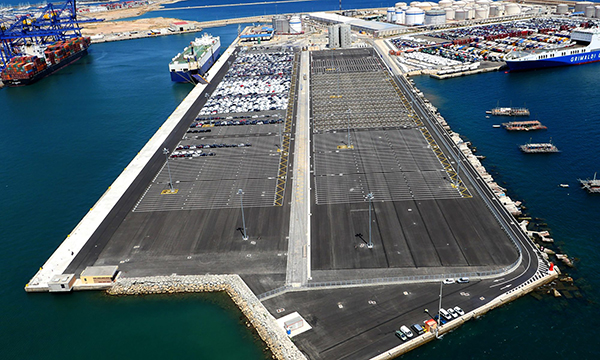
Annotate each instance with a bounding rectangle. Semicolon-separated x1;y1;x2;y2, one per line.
25;37;240;292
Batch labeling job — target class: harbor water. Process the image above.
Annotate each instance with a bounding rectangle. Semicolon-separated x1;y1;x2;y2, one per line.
0;0;599;358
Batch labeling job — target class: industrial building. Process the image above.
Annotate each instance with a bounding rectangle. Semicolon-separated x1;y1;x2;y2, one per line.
169;21;195;32
328;24;352;48
310;12;405;37
48;274;76;292
80;265;118;284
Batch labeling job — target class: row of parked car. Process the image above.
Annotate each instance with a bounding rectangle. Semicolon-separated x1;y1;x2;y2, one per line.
176;143;251;150
190;118;284;128
170;151;215;159
395;305;466;341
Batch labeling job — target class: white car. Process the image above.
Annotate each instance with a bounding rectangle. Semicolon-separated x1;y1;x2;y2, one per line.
457;277;470;283
454;306;465;316
447;308;458;319
443;278;455;285
439;308;452;321
400;325;414;338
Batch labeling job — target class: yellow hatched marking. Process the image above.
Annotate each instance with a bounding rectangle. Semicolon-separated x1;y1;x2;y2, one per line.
161;189;179;195
274;52;299;206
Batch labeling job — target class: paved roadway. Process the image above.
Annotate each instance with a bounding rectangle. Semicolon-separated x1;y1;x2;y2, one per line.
286;50;311;287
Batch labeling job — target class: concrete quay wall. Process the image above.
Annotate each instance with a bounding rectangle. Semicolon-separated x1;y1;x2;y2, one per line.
370;271;558;360
108;275;307;360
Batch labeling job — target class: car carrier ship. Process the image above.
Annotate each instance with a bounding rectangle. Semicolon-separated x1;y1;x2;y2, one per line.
505;28;600;71
169;34;220;83
1;36;90;87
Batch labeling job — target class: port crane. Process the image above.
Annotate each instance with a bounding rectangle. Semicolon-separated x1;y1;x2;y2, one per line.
0;0;100;70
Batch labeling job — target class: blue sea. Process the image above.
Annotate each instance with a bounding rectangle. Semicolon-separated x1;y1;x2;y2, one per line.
1;0;599;359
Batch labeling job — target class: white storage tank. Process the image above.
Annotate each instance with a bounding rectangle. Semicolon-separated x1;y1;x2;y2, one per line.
505;3;520;15
425;9;446;24
466;7;476;19
439;0;453;8
289;15;302;34
396;8;406;24
387;7;395;22
557;4;569;14
575;1;593;12
395;2;408;7
410;1;422;7
585;5;595;17
454;0;466;7
455;8;467;20
596;6;600;18
417;2;433;11
475;7;489;19
406;7;426;25
445;7;456;19
476;0;491;6
489;5;499;17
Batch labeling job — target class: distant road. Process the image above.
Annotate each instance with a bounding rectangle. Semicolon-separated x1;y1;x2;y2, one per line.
161;0;316;11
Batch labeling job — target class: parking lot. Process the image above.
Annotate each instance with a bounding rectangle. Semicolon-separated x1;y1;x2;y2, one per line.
309;48;516;274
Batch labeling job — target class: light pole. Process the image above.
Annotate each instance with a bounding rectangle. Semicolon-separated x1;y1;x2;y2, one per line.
437;281;443;338
366;193;374;249
346;109;351;148
163;148;174;192
238;189;248;240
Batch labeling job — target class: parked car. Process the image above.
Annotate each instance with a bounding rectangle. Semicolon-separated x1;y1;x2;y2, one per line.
454;306;465;316
457;277;470;283
439;308;452;321
400;325;414;338
447;308;458;319
395;330;408;341
411;323;425;335
443;278;455;285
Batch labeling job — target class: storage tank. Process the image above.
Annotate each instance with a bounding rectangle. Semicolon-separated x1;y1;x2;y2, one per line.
289;15;302;34
455;8;467;20
405;7;426;25
585;5;595;17
596;6;600;18
466;7;475;18
489;5;499;17
410;1;422;7
272;15;289;34
556;4;568;14
387;7;395;22
445;7;456;19
475;7;489;18
439;0;453;8
454;1;466;7
575;1;593;12
416;2;433;11
425;9;446;24
476;0;491;6
395;2;408;7
396;8;406;24
505;3;520;15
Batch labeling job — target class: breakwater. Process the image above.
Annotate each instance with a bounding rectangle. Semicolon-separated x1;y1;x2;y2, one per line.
108;275;307;360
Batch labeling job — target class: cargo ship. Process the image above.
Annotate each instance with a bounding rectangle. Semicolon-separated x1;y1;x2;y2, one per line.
1;36;90;87
502;120;547;131
486;107;530;116
169;34;220;83
578;173;600;193
519;141;559;153
505;28;600;71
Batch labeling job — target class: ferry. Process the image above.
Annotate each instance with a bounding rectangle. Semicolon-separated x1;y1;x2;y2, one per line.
505;28;600;71
169;34;220;83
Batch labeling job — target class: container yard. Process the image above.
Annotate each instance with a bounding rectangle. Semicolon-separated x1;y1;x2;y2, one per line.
385;16;598;77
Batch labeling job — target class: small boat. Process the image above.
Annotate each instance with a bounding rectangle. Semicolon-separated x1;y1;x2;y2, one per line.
485;115;490;119
559;184;569;188
492;124;501;128
578;172;600;193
